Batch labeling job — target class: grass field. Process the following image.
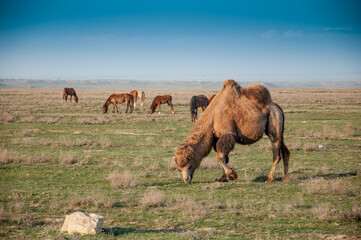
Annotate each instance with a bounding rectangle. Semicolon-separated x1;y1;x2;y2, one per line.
0;87;360;239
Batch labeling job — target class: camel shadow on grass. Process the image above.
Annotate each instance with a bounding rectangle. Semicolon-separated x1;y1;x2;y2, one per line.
253;171;358;183
102;227;183;236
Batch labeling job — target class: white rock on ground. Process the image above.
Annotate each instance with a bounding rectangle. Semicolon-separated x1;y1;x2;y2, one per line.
61;211;105;235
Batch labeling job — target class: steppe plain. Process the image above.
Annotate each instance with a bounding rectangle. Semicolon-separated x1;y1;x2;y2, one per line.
0;87;360;239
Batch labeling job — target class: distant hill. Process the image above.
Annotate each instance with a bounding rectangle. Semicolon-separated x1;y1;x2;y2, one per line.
0;79;360;89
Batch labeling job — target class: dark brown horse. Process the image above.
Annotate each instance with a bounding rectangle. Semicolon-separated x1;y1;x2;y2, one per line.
103;94;134;113
190;95;209;122
130;90;138;108
208;94;216;104
150;95;174;114
63;88;78;103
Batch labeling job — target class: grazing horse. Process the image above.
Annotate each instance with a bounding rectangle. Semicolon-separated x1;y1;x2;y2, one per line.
63;88;78;103
150;95;174;114
103;94;134;113
190;95;209;122
130;90;138;108
138;91;145;106
174;79;290;184
208;94;216;104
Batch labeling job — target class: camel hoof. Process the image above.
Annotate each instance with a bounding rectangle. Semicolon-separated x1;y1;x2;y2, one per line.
227;168;238;181
282;176;290;182
265;177;274;183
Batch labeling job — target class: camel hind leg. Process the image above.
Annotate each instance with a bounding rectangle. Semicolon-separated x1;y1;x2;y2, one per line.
266;103;290;182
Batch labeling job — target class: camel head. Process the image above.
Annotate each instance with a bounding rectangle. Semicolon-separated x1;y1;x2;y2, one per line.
102;104;108;113
174;146;197;184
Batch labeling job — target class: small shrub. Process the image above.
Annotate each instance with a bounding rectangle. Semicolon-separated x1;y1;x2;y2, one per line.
140;189;166;207
2;112;14;123
305;178;350;195
312;202;331;222
172;194;208;222
343;123;355;137
108;170;138;188
59;151;76;165
0;149;19;164
338;205;361;222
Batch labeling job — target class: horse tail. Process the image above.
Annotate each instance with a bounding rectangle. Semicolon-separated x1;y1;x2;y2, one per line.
130;95;134;113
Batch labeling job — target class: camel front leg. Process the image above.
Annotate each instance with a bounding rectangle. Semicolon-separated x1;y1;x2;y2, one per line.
216;134;237;181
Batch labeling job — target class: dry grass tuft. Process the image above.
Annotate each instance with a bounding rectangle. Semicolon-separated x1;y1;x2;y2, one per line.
338;205;361;222
305;178;350;195
0;149;19;164
140;189;166;207
172;194;208;222
302;143;317;151
108;170;138;188
19;116;36;123
343;123;355;137
312;202;331;222
2;112;14;123
98;136;114;147
59;151;76;165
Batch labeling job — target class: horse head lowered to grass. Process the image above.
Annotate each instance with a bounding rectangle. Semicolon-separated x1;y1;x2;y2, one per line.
174;79;290;184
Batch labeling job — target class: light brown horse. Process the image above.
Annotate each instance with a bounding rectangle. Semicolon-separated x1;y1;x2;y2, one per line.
208;94;216;104
130;90;138;108
190;95;209;122
150;95;174;114
138;91;145;106
174;79;290;184
63;88;78;103
103;93;134;113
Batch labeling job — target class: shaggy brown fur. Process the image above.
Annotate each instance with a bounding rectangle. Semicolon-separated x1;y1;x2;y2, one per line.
63;88;78;103
103;93;134;113
150;95;174;114
190;95;209;122
174;79;290;184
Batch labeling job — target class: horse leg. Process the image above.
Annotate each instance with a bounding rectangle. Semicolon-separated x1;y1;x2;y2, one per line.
215;134;238;181
125;102;128;113
195;109;198;122
158;103;161;114
168;102;174;114
70;95;72;103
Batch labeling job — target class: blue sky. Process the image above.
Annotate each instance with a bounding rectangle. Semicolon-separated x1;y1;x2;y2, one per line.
0;0;360;81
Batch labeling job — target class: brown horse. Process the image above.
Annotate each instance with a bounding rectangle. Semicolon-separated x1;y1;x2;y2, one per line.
208;94;216;104
190;95;209;122
150;95;174;114
103;93;134;113
130;90;138;108
174;79;290;184
63;88;78;103
138;91;145;106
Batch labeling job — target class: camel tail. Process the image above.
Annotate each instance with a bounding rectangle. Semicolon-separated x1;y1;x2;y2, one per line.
274;102;290;175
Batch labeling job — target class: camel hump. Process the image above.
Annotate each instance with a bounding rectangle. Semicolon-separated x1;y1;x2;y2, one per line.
244;84;272;106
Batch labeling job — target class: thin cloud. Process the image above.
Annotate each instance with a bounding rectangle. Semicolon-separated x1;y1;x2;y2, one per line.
260;29;278;38
324;26;352;31
283;30;303;38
